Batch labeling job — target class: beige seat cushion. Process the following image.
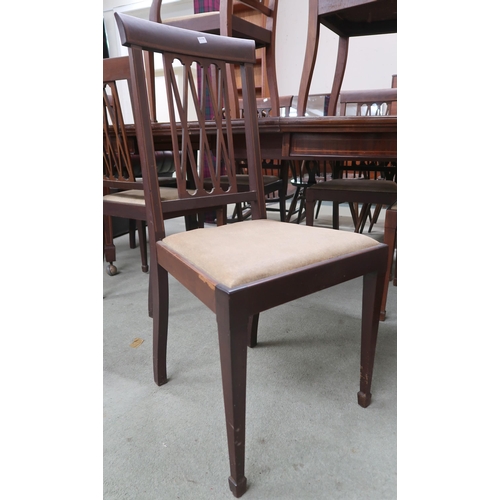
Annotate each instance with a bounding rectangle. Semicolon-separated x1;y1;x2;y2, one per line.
103;187;189;205
161;219;380;288
309;179;397;193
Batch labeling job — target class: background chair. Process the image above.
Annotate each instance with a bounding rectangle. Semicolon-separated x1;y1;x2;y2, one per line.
148;0;280;119
103;56;150;276
305;88;397;233
297;0;397;117
104;150;177;276
116;12;388;497
103;56;218;280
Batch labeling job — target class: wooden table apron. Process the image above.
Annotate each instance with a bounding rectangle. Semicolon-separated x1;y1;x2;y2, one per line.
125;115;397;163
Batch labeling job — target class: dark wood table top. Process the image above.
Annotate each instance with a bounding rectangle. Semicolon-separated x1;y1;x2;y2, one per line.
318;0;397;38
136;115;397;162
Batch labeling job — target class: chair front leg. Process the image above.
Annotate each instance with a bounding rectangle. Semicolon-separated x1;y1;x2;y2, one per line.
358;265;386;408
216;293;249;498
152;263;169;386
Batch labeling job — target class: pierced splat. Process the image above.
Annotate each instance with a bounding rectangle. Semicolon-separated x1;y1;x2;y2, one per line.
162;54;238;198
103;81;136;186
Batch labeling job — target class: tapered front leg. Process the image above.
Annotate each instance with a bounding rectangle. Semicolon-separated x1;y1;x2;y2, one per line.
216;292;249;497
358;266;386;408
152;263;169;386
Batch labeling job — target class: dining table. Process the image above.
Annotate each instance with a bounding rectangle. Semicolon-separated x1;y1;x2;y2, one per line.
122;114;396;229
127;115;397;164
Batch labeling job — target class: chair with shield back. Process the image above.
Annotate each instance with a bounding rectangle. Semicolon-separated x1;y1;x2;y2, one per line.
305;88;397;233
115;12;389;497
148;0;289;222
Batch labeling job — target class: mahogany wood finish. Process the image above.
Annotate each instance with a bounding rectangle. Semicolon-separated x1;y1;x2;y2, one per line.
103;56;149;275
115;13;389;497
103;55;224;282
141;114;397;161
297;0;397;116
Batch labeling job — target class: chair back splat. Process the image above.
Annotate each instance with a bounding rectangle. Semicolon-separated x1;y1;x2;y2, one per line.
103;56;140;192
115;12;389;498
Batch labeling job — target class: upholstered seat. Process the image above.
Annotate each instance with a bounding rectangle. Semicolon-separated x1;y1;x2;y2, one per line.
160;219;379;289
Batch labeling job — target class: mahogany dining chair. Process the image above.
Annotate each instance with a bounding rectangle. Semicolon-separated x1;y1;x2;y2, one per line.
115;12;388;497
103;56;220;281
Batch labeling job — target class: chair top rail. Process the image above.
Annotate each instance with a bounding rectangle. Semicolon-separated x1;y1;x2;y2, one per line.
339;88;397;105
116;13;256;65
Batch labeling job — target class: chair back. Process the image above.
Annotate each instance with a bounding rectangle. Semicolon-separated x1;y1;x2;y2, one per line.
114;13;267;243
103;56;142;191
338;88;397;117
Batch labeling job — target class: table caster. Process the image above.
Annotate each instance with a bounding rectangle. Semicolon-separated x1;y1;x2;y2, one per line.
106;263;118;276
